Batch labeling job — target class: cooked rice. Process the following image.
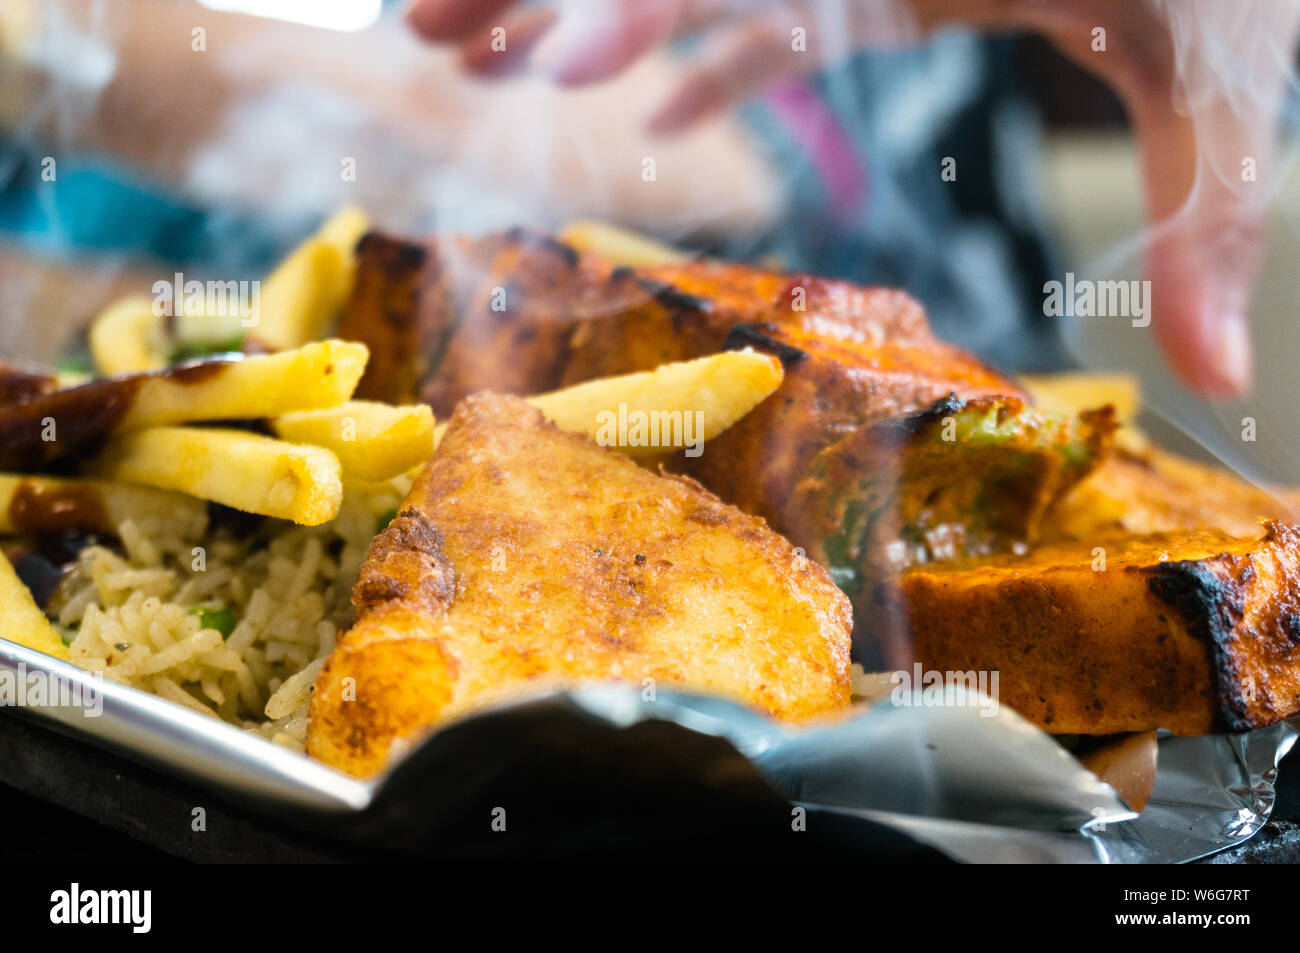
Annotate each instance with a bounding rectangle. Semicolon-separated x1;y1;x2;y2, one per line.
55;476;412;751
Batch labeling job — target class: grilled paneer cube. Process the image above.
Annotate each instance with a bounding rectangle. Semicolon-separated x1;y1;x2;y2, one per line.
791;394;1113;661
797;395;1113;584
337;232;444;406
886;521;1300;735
307;392;853;777
682;323;1032;528
341;229;611;410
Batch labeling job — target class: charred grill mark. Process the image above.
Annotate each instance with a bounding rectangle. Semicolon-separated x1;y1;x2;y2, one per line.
897;393;967;435
837;394;968;460
724;323;808;367
635;278;712;315
357;231;429;272
1148;558;1250;731
504;227;580;268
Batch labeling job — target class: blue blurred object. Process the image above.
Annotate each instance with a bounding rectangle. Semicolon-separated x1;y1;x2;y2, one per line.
0;145;283;275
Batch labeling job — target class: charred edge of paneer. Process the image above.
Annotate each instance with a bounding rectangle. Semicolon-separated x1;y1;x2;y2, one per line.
1147;560;1250;732
1144;527;1300;734
630;276;715;317
503;225;581;268
804;394;1115;597
723;322;810;367
353;507;455;619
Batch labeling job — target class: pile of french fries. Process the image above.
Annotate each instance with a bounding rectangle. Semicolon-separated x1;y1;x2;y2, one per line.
0;339;436;527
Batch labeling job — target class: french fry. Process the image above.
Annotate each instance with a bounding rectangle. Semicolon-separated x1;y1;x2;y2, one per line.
432;350;784;456
119;339;368;430
0;340;368;472
315;205;370;261
88;206;369;369
559;220;690;268
249;241;344;352
249;206;371;351
0;548;69;660
89;428;343;526
88;296;167;376
271;400;434;483
0;473;205;536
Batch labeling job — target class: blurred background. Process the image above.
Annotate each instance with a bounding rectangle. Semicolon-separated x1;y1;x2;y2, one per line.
3;0;1299;482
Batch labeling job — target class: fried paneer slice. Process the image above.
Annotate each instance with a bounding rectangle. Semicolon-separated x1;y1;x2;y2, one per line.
307;393;853;777
886;521;1300;736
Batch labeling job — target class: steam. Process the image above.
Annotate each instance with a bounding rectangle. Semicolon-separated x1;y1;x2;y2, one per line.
1064;0;1300;485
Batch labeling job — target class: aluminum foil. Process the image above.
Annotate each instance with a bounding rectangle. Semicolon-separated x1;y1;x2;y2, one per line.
0;638;1292;862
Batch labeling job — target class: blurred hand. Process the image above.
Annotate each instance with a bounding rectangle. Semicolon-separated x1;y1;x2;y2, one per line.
407;0;1300;398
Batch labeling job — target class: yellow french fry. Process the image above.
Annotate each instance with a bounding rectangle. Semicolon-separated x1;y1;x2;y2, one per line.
559;220;689;268
0;549;69;660
432;350;783;457
316;205;370;261
0;341;368;473
118;340;367;431
88;296;167;376
249;206;371;351
90;427;343;526
0;473;206;536
271;400;434;483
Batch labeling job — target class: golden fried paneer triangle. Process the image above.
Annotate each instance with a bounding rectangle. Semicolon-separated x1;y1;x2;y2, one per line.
307;392;853;777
